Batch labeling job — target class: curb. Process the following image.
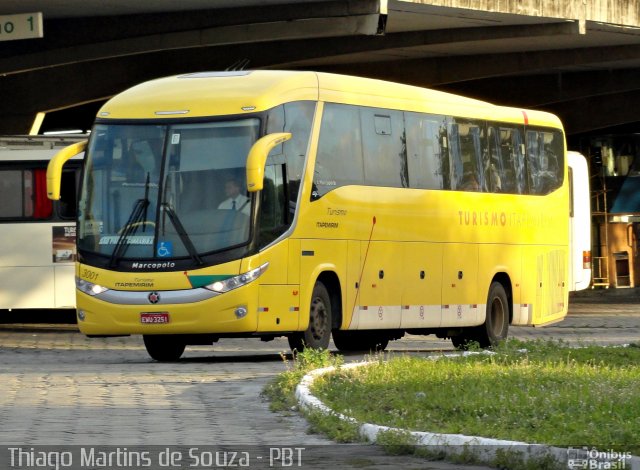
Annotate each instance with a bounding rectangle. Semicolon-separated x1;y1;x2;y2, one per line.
295;359;640;470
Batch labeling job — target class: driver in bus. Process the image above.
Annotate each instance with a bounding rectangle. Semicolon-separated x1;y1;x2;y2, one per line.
218;178;250;215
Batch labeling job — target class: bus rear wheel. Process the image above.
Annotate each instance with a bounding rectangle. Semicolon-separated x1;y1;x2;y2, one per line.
475;281;509;348
288;281;332;352
451;333;476;350
143;335;186;361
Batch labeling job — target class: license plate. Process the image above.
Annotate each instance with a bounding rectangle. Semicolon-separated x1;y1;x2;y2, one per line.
140;312;170;324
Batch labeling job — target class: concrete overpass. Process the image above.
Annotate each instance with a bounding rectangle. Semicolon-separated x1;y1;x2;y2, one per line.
1;0;640;136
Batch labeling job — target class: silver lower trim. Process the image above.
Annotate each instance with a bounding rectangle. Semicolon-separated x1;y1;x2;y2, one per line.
95;287;219;305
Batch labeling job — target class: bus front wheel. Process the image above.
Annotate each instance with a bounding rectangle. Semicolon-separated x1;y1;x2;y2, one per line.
476;281;509;348
143;335;186;361
288;281;332;352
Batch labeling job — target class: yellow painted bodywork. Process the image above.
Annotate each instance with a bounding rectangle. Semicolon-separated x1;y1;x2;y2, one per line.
246;132;291;191
47;140;87;200
77;71;569;336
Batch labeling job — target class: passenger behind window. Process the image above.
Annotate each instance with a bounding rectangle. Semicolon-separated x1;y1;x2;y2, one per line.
461;162;480;191
488;163;502;192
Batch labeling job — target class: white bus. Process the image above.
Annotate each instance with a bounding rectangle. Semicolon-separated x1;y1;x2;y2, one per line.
0;135;84;314
568;151;592;291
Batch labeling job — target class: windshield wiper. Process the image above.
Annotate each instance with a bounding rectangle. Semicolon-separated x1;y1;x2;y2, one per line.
109;173;151;268
161;202;204;266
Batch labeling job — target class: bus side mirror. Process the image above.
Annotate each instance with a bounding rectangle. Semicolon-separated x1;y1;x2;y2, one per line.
246;132;291;192
47;140;87;200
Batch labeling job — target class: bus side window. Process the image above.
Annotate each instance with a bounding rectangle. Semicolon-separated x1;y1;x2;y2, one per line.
469;123;485;191
526;129;563;195
267;101;315;214
542;130;563;192
511;128;527;194
447;122;462;190
526;130;542;194
258;164;287;248
265;105;285;156
58;168;79;219
0;168;52;220
405;112;446;190
314;103;364;198
487;126;504;193
0;169;30;218
495;126;525;194
361;108;407;188
451;120;484;191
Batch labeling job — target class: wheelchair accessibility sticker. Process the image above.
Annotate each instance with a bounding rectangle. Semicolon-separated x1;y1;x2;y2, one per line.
157;241;173;258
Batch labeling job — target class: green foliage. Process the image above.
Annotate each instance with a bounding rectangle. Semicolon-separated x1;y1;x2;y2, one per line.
312;340;640;453
375;428;418;455
263;340;640;467
262;348;342;412
304;408;361;443
492;448;564;470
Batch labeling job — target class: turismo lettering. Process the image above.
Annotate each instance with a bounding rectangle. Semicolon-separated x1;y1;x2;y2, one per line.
458;210;506;227
458;210;555;228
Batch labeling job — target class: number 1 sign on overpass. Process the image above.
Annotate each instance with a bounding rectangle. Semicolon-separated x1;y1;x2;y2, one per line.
0;12;42;41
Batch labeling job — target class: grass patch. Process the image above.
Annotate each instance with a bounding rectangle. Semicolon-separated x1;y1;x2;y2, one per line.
261;348;362;442
309;340;640;454
262;348;341;412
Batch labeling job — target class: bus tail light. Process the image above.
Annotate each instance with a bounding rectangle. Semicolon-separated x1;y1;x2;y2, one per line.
583;251;592;269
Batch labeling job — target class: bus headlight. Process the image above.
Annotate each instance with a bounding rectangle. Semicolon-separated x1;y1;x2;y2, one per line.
76;277;109;296
204;262;269;293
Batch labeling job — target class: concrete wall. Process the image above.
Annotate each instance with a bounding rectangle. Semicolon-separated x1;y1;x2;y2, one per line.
402;0;640;26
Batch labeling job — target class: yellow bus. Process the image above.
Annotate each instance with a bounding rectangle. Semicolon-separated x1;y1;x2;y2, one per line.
48;71;574;360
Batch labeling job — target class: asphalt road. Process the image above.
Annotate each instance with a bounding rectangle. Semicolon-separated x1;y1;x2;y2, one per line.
0;292;638;470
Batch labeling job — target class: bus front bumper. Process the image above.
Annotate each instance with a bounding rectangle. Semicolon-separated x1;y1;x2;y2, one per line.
75;285;259;336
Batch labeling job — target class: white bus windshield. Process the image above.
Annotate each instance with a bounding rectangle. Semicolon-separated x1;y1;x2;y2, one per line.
78;119;260;261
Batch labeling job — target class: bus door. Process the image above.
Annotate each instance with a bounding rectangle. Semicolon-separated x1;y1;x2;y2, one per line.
400;242;442;328
441;244;480;326
344;240;361;329
354;241;402;330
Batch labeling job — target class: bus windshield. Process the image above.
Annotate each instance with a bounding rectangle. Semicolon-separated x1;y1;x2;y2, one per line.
78;119;260;261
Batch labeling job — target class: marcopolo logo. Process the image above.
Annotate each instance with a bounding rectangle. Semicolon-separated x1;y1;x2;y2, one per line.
131;262;176;270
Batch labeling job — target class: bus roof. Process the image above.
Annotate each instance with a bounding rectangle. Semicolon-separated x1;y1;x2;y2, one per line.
98;70;562;129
